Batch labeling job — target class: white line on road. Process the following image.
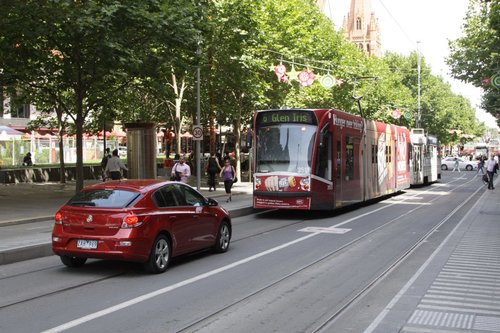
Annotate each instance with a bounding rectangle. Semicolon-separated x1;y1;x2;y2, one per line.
42;182;465;332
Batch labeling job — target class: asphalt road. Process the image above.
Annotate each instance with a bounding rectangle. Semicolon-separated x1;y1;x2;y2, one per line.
0;172;493;333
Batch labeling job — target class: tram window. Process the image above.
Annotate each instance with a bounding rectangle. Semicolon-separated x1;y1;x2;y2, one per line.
346;136;354;180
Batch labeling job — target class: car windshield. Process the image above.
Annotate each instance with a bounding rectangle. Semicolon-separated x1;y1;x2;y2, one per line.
68;189;140;208
256;124;316;174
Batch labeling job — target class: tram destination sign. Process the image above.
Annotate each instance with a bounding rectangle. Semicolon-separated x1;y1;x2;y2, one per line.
257;110;316;125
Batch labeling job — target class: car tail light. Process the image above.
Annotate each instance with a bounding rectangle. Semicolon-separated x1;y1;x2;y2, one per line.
55;211;63;225
122;214;148;228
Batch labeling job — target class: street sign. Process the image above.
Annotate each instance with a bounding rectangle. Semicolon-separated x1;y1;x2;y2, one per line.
192;125;203;141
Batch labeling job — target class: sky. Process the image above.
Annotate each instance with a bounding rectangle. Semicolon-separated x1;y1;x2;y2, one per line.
321;0;498;129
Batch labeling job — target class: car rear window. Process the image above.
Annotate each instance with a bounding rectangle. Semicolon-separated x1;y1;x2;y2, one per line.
68;189;140;208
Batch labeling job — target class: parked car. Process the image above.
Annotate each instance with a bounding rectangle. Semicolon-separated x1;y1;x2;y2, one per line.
441;157;478;171
52;179;231;273
117;146;127;157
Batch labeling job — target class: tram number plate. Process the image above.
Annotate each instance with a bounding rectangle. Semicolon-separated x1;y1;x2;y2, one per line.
76;239;98;249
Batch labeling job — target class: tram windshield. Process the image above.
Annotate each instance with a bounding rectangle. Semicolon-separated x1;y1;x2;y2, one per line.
256;124;316;174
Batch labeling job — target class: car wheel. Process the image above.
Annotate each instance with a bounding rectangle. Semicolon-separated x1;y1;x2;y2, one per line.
145;234;171;274
60;255;87;267
214;221;231;253
441;164;448;170
466;165;473;171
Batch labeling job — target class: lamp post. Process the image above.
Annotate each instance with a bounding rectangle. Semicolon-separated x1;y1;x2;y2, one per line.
417;41;421;128
195;38;201;190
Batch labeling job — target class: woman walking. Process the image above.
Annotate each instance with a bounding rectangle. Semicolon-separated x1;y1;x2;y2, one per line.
206;152;221;191
220;160;236;202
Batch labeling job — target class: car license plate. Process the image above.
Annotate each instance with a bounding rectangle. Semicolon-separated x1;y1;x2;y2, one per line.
76;239;98;249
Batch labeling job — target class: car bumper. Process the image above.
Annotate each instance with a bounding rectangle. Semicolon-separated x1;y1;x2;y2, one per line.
52;228;151;262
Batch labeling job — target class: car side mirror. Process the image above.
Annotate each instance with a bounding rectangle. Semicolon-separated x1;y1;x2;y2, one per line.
207;198;219;206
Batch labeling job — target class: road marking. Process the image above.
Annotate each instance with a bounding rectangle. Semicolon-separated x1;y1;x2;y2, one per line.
298;227;351;234
40;232;319;333
42;181;469;332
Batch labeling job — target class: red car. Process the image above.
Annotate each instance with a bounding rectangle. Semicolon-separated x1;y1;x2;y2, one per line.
52;179;231;273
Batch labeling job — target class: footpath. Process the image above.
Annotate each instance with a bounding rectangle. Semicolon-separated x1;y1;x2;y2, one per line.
0;178;254;265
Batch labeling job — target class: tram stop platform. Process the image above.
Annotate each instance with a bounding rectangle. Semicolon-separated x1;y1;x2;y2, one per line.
365;176;500;333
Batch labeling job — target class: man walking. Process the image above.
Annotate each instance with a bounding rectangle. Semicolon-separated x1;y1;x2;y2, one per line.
452;157;460;172
105;149;128;180
486;154;496;190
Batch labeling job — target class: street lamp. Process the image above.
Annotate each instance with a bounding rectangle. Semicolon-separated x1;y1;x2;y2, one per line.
417;41;421;128
195;37;201;190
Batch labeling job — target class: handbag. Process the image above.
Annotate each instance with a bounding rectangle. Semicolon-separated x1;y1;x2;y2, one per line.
233;177;238;183
170;164;181;181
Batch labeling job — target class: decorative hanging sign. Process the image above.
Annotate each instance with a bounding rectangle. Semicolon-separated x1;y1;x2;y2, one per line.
391;108;401;120
298;69;315;87
320;74;335;89
274;63;287;82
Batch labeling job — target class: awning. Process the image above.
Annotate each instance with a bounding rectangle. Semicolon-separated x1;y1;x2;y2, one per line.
0;126;24;139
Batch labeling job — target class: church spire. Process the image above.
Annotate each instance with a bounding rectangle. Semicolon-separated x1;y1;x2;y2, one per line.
342;0;381;57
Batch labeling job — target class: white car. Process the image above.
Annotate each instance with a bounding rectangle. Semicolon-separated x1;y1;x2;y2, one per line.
441;157;478;171
118;146;127;157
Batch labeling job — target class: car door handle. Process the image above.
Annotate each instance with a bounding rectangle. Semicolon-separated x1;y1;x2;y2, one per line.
169;216;176;219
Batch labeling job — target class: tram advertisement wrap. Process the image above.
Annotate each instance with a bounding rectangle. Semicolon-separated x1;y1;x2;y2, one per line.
254;175;310;192
254;175;311;209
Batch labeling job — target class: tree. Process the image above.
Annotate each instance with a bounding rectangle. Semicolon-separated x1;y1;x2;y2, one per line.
0;0;198;191
447;0;500;123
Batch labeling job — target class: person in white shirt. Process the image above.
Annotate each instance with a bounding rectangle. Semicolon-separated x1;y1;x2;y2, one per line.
485;154;496;190
105;149;128;180
171;157;191;183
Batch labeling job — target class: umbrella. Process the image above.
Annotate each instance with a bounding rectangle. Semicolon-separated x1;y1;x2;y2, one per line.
0;126;24;140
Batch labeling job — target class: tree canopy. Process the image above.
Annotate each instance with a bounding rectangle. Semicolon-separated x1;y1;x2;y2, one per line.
447;0;500;125
0;0;486;188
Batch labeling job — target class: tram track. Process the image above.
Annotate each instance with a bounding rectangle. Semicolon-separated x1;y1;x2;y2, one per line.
1;174;483;331
176;177;484;333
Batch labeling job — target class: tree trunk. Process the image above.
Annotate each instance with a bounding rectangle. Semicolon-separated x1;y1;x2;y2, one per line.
56;103;66;184
75;94;84;192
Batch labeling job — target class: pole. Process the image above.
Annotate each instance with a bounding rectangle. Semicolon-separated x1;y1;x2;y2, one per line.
196;44;201;190
417;41;421;128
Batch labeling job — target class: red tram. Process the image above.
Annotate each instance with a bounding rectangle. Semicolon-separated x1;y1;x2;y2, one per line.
253;108;411;210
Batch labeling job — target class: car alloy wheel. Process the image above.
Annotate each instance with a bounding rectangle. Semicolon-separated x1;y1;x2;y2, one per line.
145;235;171;274
214;221;231;253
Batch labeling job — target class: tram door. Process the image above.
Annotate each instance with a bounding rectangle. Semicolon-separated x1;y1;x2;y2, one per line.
335;138;342;207
314;124;334;209
412;145;423;184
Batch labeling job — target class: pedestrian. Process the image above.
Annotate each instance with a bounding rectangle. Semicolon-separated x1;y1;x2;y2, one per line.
476;156;485;175
100;147;111;181
170;156;191;183
105;149;128;180
220;159;236;202
206;152;222;192
485;154;496;190
452;157;460;172
22;152;33;166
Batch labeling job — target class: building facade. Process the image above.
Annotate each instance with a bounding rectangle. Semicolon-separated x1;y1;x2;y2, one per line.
317;0;382;57
342;0;381;57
